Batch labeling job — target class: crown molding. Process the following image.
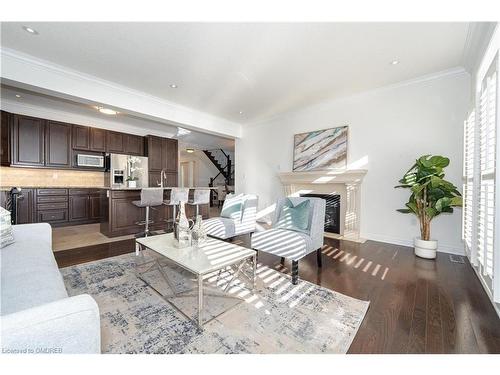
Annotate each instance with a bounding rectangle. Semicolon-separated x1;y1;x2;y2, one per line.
246;66;468;128
0;47;242;139
462;22;498;73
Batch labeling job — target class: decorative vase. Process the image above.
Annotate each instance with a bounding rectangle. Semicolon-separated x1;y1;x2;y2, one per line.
127;180;137;188
414;237;438;259
191;215;207;247
174;202;192;248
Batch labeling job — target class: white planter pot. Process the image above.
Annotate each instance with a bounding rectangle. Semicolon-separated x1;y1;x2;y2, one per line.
127;180;137;188
414;237;438;259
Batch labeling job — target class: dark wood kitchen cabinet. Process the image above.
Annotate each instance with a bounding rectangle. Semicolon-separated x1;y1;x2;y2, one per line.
124;134;144;156
90;128;106;152
11;114;45;167
147;136;163;172
45;121;72;168
69;194;89;221
106;131;124;153
163;138;178;172
146;135;178;187
17;188;35;224
89;193;102;220
72;124;90;150
1;111;11;166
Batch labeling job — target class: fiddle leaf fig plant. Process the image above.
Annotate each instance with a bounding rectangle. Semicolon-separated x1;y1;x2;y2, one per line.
395;155;462;241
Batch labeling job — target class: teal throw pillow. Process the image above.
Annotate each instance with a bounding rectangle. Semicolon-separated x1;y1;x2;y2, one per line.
276;198;311;233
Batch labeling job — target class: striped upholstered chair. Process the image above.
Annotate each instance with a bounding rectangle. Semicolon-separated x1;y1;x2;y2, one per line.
251;197;326;285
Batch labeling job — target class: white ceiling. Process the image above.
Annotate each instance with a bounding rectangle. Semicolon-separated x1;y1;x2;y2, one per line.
1;22;470;124
0;85;235;151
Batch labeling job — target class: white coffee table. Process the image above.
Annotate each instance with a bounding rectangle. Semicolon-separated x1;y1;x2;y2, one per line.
135;233;257;328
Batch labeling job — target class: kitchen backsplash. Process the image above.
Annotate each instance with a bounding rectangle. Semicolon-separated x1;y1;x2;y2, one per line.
0;166;106;188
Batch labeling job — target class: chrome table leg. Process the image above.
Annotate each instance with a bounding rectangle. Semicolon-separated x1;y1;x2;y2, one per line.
198;274;203;327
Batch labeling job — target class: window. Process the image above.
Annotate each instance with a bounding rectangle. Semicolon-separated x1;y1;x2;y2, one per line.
463;110;475;256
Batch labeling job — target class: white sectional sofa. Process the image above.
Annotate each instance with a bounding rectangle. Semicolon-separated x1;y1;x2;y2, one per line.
0;223;101;354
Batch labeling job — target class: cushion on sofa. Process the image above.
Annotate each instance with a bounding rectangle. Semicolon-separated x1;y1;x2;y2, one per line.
1;223;68;315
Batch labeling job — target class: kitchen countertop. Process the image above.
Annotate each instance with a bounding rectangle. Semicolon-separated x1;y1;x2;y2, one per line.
0;186;106;191
105;186;218;191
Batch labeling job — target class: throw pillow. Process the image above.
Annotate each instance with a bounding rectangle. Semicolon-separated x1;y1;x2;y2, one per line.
276;198;311;233
0;206;15;248
220;196;243;221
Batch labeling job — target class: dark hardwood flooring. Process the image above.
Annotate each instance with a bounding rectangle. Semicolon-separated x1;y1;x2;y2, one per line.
54;234;500;354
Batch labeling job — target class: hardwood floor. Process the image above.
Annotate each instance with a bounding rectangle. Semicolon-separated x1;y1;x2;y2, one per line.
54;234;500;353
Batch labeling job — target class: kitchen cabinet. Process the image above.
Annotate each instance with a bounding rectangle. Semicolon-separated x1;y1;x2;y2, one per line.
124;134;144;156
69;194;89;221
72;125;90;150
147;136;163;172
17;188;35;224
90;128;106;152
106;131;124;153
89;193;102;220
11;114;45;167
163;138;178;172
146;135;179;187
45;121;72;168
1;111;11;166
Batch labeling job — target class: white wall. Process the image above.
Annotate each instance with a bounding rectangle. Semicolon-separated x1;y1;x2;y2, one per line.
179;151;226;187
236;70;470;254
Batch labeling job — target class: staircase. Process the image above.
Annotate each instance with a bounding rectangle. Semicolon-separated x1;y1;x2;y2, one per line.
203;149;234;185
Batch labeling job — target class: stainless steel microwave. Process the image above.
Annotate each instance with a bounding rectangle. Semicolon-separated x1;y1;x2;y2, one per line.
76;154;104;168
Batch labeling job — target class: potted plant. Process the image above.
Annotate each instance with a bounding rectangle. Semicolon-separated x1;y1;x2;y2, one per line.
395;155;462;259
126;176;138;188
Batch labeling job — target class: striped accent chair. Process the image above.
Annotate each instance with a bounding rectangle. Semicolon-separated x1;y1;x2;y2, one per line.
251;197;326;285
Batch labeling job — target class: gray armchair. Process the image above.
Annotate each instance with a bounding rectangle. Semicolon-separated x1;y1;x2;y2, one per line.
203;194;258;240
251;197;326;284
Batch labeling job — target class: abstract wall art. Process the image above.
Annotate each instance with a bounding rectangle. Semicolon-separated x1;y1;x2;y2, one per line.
293;126;348;171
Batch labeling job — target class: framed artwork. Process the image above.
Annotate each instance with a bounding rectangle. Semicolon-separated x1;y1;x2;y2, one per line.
293;126;348;171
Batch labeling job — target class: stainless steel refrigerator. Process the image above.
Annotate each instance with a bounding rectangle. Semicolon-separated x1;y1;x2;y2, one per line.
105;153;149;189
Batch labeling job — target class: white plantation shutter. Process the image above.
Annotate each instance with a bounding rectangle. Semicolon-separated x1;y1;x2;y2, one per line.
478;69;497;281
463;110;476;259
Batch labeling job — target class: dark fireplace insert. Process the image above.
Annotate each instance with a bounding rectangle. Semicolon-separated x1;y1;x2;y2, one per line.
300;193;340;234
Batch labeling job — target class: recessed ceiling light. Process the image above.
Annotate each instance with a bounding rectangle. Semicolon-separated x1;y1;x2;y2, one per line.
15;94;21;98
391;60;400;65
186;148;195;153
22;26;39;35
96;107;118;115
239;111;244;115
170;84;178;88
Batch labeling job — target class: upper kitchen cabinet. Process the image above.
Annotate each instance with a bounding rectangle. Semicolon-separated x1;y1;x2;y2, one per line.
123;134;145;156
1;111;11;166
106;131;124;153
147;135;163;172
163;138;178;172
90;128;106;152
73;125;106;153
72;124;90;150
45;120;72;168
11;114;45;167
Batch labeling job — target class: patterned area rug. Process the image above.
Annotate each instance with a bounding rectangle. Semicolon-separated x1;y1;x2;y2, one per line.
61;252;369;354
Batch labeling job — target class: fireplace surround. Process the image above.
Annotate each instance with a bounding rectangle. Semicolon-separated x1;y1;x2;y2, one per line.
300;193;341;234
278;169;367;241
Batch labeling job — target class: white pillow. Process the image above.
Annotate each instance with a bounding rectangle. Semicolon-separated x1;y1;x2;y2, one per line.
0;206;15;248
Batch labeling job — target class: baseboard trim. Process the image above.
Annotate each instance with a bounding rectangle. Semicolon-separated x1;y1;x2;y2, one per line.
361;232;465;256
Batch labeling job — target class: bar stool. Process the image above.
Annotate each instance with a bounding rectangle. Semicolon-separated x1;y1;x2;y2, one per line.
187;189;211;219
164;188;189;230
132;187;164;237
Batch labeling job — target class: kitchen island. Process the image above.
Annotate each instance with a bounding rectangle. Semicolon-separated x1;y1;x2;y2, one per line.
100;187;214;237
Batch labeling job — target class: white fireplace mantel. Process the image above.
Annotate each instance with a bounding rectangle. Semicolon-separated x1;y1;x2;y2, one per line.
277;169;367;185
277;169;368;242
